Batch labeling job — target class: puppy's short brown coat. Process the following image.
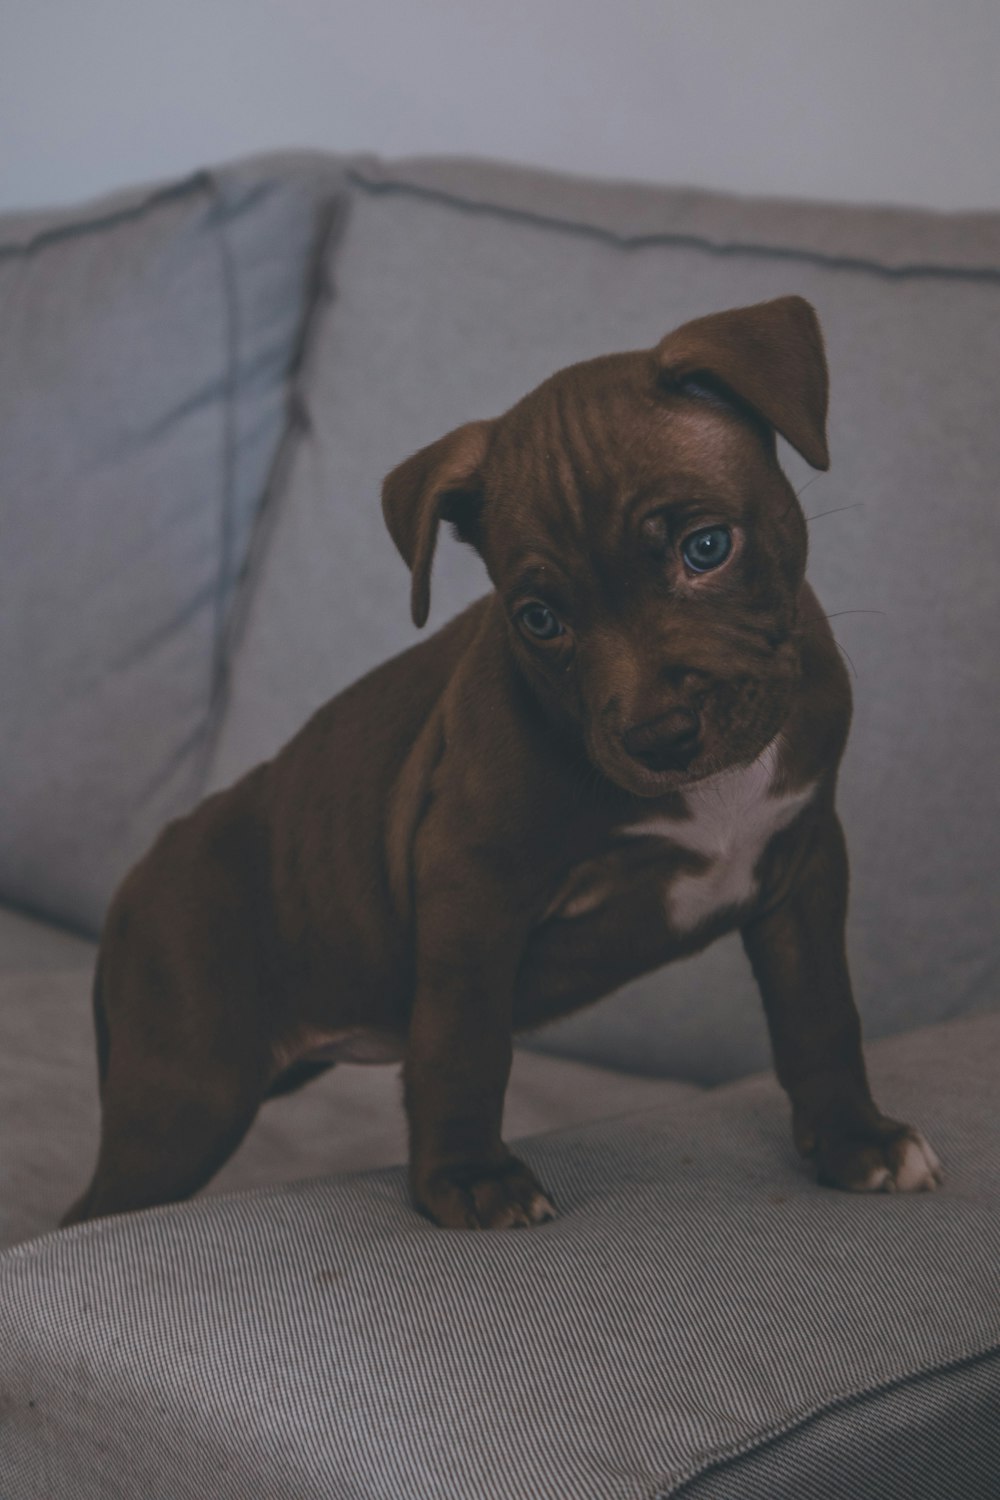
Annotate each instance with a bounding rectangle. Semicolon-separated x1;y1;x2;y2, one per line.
66;296;941;1231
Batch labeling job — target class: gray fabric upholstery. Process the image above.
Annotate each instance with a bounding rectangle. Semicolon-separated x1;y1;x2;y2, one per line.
208;156;1000;1082
2;1011;996;1498
0;155;347;935
0;964;698;1252
353;155;1000;272
0;903;96;974
681;1356;999;1500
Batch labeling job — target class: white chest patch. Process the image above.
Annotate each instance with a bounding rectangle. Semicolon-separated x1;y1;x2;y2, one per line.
622;739;817;933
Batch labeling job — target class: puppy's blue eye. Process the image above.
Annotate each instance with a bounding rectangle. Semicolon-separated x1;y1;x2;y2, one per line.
518;603;563;640
681;526;732;572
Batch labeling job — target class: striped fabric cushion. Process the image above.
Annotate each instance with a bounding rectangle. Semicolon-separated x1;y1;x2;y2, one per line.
1;1011;997;1498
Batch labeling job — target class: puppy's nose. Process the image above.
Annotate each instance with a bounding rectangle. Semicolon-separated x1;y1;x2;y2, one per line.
622;707;701;770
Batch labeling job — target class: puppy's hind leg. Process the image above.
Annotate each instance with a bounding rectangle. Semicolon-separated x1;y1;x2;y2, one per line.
63;1068;265;1226
62;928;274;1227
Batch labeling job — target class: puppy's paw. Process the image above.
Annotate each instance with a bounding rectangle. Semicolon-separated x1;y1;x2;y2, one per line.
799;1113;943;1194
414;1156;557;1230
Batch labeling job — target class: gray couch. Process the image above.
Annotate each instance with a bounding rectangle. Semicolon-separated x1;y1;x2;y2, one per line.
1;152;997;1498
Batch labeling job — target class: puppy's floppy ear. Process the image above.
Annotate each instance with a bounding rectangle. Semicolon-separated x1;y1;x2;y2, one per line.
654;295;830;471
381;420;493;628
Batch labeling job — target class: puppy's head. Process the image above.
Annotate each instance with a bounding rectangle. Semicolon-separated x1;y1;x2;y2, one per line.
383;296;828;798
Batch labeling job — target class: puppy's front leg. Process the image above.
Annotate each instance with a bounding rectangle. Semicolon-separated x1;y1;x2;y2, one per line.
742;809;943;1193
405;858;556;1230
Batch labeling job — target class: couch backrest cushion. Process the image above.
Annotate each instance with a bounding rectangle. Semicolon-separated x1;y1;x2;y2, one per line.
0;154;348;934
206;156;997;1079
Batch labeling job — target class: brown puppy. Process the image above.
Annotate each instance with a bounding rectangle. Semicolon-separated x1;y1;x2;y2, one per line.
65;296;942;1231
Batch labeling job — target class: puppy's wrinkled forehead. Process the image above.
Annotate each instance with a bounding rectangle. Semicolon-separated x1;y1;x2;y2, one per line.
381;296;829;628
482;352;772;574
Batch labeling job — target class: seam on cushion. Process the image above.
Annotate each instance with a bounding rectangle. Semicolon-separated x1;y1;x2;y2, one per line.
0;894;98;946
108;577;219;675
0;172;213;259
151;170;242;806
134;719;219;809
346;168;1000;286
202;173;241;726
658;1342;1000;1498
196;185;354;788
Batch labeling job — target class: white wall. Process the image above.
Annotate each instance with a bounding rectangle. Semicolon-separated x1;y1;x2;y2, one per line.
3;0;1000;214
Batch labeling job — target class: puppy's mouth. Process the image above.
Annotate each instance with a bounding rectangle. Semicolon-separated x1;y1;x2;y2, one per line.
590;685;794;800
595;749;714;799
596;742;762;800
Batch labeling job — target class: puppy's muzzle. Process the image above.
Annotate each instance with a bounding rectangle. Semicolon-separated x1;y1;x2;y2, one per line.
622;707;701;772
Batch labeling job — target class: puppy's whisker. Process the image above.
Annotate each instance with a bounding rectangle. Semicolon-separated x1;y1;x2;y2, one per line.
805;502;865;523
776;492;801;526
812;605;869;680
832;637;858;680
795;473;824;500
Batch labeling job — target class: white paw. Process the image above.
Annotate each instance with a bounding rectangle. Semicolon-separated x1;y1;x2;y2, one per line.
860;1130;944;1193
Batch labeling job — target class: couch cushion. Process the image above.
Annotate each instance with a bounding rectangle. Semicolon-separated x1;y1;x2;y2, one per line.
208;156;1000;1082
1;1011;996;1498
0;153;348;934
0;964;697;1251
0;904;96;975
